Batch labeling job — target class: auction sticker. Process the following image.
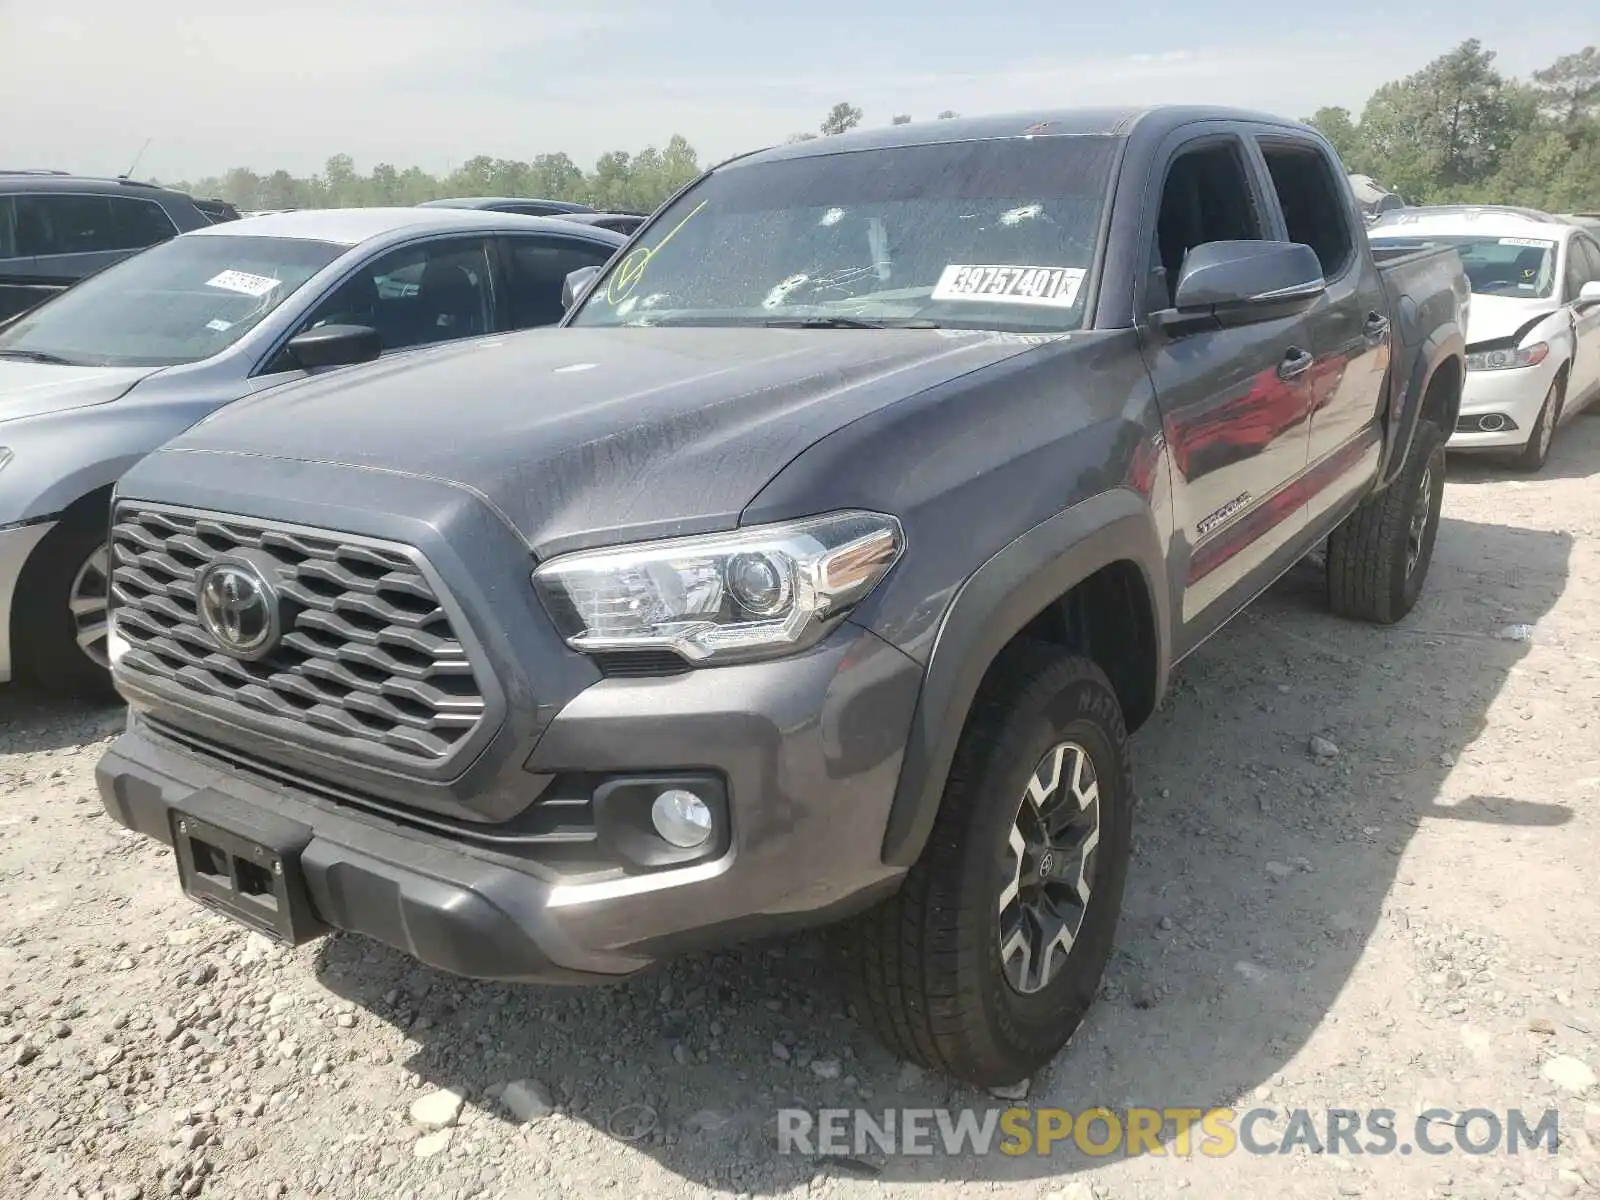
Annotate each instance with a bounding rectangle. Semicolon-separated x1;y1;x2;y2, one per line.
932;264;1085;308
205;270;281;297
1499;237;1555;249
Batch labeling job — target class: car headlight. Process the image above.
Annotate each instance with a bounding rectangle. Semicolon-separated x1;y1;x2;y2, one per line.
532;511;904;664
1465;342;1549;371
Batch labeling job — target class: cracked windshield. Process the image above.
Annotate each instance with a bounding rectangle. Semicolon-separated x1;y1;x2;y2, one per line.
569;137;1117;332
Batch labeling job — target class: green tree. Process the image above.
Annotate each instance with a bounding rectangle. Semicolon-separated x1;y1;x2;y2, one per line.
820;102;863;136
937;110;958;120
1305;106;1362;168
1531;47;1600;147
891;114;912;125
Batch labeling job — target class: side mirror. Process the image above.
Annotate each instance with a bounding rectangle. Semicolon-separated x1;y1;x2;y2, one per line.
285;323;382;371
1578;280;1600;308
1172;240;1326;313
562;265;603;311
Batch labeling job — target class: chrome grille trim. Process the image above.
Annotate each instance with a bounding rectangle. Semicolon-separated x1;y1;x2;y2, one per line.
110;503;496;772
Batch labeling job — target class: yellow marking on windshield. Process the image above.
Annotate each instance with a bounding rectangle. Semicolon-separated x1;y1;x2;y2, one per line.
604;200;709;306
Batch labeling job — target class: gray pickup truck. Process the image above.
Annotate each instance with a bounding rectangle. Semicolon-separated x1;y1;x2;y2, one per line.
97;106;1468;1088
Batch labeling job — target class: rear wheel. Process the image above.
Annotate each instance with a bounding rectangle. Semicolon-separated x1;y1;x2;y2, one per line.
1511;376;1564;473
844;642;1133;1088
12;509;116;700
1326;418;1446;625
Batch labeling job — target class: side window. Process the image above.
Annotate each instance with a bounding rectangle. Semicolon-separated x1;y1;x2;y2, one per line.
1258;142;1354;279
503;236;616;328
0;197;16;259
13;196;55;256
109;198;178;250
23;194;124;255
296;237;496;355
1580;237;1600;287
1151;140;1265;308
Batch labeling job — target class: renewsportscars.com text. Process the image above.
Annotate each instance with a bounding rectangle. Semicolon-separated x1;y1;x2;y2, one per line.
777;1107;1561;1158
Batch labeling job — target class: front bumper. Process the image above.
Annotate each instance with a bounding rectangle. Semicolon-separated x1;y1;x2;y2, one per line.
1448;357;1562;451
97;620;922;982
0;518;57;683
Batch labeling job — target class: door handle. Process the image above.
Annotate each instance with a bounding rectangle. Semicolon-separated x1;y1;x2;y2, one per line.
1363;312;1390;340
1277;347;1314;380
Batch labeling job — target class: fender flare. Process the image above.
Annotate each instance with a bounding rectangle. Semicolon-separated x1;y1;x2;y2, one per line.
879;488;1170;867
1379;329;1465;486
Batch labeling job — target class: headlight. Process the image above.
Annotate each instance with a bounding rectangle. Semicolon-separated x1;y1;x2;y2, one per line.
1465;342;1549;371
532;511;904;664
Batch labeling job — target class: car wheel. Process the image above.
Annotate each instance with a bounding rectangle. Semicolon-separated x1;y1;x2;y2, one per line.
844;641;1133;1088
1512;375;1564;473
12;509;117;700
1326;418;1446;625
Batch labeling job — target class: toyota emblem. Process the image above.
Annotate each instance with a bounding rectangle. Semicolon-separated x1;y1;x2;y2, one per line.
1037;851;1056;879
196;560;280;659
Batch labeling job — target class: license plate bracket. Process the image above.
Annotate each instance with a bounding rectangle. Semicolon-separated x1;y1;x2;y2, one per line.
169;792;326;946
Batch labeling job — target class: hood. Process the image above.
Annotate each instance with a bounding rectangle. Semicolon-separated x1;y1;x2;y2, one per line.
0;359;157;424
166;325;1047;553
1465;293;1562;347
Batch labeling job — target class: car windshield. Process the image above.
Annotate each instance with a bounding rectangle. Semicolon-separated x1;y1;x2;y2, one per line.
568;136;1119;333
0;234;345;368
1369;231;1560;300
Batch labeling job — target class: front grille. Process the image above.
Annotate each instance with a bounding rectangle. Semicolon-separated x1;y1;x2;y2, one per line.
110;505;490;768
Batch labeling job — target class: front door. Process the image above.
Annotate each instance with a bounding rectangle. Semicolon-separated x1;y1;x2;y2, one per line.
1136;132;1317;652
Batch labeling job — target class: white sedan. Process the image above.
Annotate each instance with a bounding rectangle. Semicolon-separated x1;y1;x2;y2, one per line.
1369;205;1600;470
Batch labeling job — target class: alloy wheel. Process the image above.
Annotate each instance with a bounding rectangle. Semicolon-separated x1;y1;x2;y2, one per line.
997;740;1102;995
68;543;111;668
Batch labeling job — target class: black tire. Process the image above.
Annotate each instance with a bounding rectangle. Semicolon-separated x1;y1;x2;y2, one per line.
844;641;1133;1088
11;507;116;701
1326;418;1446;625
1511;375;1564;473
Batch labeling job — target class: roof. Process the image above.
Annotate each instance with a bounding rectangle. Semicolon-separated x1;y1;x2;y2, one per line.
418;196;594;214
1369;205;1577;241
736;105;1314;167
0;172;192;198
183;206;628;247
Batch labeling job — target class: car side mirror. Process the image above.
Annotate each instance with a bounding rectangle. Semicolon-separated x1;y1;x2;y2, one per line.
1578;280;1600;308
1172;240;1326;314
284;324;382;371
562;265;603;311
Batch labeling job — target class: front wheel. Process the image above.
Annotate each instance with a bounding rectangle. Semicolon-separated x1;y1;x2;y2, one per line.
844;642;1133;1088
1511;376;1564;473
12;510;116;700
1326;418;1446;625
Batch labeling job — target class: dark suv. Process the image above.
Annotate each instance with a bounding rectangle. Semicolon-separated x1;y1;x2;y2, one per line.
0;173;230;322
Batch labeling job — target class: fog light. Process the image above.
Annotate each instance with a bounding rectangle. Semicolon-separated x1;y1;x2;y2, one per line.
650;788;713;848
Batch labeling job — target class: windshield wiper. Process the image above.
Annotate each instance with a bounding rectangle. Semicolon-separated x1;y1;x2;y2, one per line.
0;349;78;365
763;316;941;330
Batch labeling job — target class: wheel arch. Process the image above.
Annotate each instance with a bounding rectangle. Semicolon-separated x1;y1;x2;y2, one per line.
1381;335;1465;487
880;488;1170;867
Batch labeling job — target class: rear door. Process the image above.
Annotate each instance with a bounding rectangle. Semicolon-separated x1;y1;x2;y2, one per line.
1253;134;1390;531
497;233;619;328
1135;127;1318;646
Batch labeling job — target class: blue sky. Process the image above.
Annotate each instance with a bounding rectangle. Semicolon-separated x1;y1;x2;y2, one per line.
1;0;1592;183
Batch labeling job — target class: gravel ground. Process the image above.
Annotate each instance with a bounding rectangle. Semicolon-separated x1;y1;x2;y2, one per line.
3;418;1600;1200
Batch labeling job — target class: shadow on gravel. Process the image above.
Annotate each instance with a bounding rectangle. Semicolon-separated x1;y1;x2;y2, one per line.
1445;410;1600;486
0;688;123;755
313;512;1572;1194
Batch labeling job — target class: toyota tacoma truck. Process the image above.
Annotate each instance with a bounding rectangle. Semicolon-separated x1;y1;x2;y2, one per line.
96;106;1468;1088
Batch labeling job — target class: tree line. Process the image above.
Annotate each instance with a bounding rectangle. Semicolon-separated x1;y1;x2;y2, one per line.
166;104;950;214
169;41;1596;218
1307;41;1598;211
